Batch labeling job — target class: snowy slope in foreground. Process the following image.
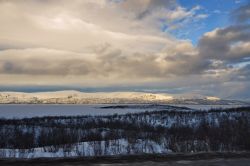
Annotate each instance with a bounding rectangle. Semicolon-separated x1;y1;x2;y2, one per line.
0;139;170;158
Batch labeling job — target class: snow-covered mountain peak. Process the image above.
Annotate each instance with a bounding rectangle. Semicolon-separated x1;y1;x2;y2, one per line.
206;96;221;101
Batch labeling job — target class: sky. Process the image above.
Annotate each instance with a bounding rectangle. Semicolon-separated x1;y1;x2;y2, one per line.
0;0;250;99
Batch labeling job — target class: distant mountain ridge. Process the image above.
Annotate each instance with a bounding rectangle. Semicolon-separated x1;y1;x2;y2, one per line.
0;91;248;105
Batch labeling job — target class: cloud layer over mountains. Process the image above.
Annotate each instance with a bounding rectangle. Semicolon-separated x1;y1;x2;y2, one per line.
0;0;249;99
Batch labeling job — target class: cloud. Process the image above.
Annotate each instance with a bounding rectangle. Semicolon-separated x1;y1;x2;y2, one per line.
232;3;250;23
117;0;177;19
0;0;184;54
198;25;250;63
0;41;198;78
0;48;93;76
0;0;203;80
116;0;207;31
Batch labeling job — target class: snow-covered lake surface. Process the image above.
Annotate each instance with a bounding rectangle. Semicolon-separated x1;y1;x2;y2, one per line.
0;104;247;119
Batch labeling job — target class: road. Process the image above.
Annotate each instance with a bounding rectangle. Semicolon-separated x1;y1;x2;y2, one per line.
1;153;250;166
98;159;250;166
1;158;250;166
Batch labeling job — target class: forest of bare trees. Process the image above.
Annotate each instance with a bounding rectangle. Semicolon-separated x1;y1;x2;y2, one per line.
0;106;249;157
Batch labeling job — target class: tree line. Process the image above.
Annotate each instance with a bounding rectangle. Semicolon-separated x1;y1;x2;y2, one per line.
0;106;249;153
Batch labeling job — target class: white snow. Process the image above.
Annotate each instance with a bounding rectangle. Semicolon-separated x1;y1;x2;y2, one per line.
0;91;174;102
0;91;232;104
206;96;221;101
0;139;172;158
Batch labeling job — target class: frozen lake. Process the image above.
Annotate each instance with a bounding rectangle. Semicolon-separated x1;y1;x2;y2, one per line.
0;104;247;119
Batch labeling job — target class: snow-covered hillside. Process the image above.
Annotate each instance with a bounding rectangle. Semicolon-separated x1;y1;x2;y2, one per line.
0;91;247;105
0;106;249;158
0;139;170;158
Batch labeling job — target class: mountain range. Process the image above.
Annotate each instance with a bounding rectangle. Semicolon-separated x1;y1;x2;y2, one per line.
0;91;248;105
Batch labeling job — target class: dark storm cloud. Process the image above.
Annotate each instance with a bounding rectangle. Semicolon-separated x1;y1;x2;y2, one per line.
198;24;250;63
198;2;250;66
